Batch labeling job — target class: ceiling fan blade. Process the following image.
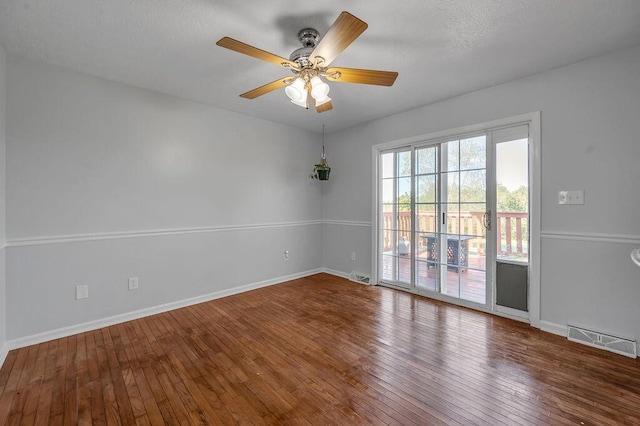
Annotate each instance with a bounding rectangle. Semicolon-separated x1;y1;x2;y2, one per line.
325;67;398;86
240;77;291;99
217;37;297;69
315;101;333;113
309;12;368;67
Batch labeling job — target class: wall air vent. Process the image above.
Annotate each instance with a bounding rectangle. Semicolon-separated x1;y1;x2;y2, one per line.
349;271;370;285
567;325;637;358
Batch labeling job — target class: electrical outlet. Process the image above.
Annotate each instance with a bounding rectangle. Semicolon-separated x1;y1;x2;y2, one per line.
351;252;356;261
76;285;89;300
128;277;139;290
284;250;290;261
558;190;584;205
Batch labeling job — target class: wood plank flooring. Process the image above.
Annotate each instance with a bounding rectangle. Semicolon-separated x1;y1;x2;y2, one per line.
1;273;639;425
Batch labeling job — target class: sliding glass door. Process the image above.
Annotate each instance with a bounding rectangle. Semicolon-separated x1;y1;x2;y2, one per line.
376;117;536;319
379;135;490;307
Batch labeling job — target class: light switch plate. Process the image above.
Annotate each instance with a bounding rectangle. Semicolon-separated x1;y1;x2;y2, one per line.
558;190;584;205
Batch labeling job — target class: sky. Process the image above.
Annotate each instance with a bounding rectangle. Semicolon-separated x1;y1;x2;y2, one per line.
496;138;528;191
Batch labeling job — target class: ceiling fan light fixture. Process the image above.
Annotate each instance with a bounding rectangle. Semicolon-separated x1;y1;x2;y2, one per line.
285;77;306;102
314;95;331;107
310;76;330;100
290;95;308;109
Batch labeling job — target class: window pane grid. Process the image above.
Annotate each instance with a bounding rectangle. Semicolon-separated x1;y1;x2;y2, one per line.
380;136;488;305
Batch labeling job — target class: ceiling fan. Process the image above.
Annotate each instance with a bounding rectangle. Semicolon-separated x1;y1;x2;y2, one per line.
216;11;399;113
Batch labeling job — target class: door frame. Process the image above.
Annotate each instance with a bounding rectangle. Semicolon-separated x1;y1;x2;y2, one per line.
371;112;541;327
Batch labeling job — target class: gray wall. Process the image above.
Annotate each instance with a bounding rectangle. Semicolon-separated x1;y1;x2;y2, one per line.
0;44;6;352
322;45;640;341
5;55;323;340
3;43;640;353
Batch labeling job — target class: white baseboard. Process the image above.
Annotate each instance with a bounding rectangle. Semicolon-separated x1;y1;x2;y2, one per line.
321;267;374;285
0;342;9;368
3;268;322;358
0;273;594;371
494;305;529;321
491;308;530;324
540;320;566;337
321;268;350;280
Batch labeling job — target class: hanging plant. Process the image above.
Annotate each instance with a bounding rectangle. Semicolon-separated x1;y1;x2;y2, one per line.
310;124;331;181
310;157;331;180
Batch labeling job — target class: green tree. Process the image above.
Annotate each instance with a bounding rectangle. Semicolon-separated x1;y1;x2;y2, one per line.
397;192;411;211
497;184;528;212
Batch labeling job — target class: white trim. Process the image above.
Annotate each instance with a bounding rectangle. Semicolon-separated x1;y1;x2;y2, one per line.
321;268;351;280
495;305;529;321
0;241;6;250
540;320;567;337
3;268;322;354
491;308;530;324
322;268;373;286
371;144;380;289
541;231;640;245
528;111;542;328
378;279;531;324
322;220;372;227
486;131;497;313
0;343;9;368
5;220;323;248
372;112;541;152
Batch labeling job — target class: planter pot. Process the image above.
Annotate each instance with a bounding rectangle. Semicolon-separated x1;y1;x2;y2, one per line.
318;169;330;181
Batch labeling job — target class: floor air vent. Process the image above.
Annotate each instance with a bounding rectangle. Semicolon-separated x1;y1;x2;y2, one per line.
349;271;370;284
567;325;637;358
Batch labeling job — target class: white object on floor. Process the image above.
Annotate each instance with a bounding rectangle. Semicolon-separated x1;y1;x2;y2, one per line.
632;248;640;268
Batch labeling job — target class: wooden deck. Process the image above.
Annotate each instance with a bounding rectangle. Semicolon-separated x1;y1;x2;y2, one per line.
1;273;640;424
382;254;487;304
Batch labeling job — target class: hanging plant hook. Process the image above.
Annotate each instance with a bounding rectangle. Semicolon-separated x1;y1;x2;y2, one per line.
310;123;331;180
322;124;325;160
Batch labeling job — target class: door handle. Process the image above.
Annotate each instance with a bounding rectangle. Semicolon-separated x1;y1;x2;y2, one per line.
483;210;492;230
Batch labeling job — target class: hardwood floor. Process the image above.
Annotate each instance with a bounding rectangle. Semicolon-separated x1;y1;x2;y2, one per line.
1;273;639;425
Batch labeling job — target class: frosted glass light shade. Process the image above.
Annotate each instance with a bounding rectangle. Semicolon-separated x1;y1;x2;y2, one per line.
285;78;306;102
310;76;330;100
290;96;308;108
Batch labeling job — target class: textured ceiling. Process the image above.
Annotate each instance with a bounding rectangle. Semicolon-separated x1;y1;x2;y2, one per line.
1;0;640;133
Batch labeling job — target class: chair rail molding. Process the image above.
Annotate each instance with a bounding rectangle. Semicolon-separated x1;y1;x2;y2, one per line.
541;231;640;245
5;220;324;247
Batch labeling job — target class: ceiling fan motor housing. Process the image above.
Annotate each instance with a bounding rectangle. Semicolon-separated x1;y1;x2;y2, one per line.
289;47;314;66
298;28;319;47
290;28;320;67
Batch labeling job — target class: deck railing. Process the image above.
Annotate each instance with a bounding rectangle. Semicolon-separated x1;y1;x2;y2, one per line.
382;211;528;256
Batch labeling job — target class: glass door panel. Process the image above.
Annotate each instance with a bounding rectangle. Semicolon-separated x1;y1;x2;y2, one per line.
495;138;529;263
440;136;487;304
457;136;488;303
493;125;530;316
380;150;412;287
380;136;489;306
414;145;438;291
